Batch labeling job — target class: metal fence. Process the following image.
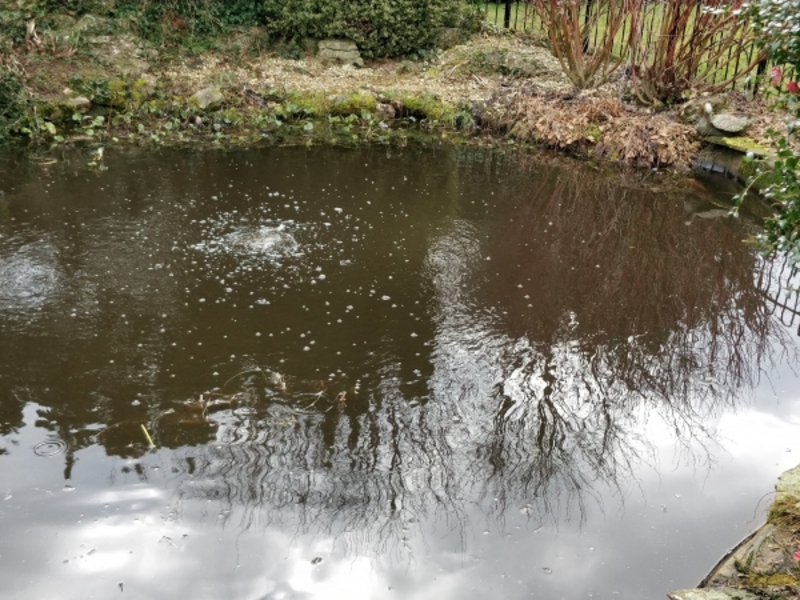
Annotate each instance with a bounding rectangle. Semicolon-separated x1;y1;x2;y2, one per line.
759;254;800;335
470;0;771;93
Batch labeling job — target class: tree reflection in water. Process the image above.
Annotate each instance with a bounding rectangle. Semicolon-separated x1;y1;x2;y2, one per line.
159;160;794;555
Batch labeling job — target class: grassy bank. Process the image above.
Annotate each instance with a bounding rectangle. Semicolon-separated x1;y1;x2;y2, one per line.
0;7;783;169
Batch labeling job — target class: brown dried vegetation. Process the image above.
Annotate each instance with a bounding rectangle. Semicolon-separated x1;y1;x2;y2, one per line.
504;91;699;167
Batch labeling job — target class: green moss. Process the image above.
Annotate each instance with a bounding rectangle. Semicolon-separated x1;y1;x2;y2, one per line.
719;136;771;157
280;91;326;118
767;494;800;527
130;78;156;109
328;93;377;117
36;102;74;123
106;78;128;108
743;572;800;587
400;93;455;123
585;123;602;143
739;156;759;180
69;76;129;109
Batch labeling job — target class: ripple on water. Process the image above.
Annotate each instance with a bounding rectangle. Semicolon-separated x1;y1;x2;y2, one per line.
0;241;60;314
33;439;68;457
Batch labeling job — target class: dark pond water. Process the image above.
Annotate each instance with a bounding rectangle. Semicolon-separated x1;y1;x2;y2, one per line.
1;145;800;600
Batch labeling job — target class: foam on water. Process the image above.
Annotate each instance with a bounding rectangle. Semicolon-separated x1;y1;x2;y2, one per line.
225;225;300;257
193;220;303;262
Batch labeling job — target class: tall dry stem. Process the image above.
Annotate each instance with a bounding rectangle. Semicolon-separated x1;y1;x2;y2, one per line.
628;0;764;105
526;0;641;89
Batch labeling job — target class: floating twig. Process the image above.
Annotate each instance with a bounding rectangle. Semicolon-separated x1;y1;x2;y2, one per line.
140;424;156;448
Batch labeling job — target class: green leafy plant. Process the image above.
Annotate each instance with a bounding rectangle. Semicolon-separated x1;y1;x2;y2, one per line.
116;0;266;43
0;69;25;142
37;0;104;14
262;0;465;59
734;0;800;260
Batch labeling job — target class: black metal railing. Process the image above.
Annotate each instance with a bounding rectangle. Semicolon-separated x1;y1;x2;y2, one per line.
760;254;800;335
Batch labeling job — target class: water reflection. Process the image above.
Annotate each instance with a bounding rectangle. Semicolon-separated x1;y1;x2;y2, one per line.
430;168;789;525
0;146;797;598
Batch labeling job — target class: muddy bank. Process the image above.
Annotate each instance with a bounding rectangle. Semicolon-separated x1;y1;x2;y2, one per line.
0;18;784;169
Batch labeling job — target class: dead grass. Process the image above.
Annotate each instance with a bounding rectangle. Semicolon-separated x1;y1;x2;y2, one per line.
504;91;699;167
153;34;572;104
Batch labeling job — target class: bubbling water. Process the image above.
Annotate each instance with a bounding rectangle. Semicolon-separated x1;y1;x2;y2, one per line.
193;220;303;263
225;226;299;257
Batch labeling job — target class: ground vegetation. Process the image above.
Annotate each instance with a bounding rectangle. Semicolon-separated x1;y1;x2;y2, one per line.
734;0;800;260
0;0;788;171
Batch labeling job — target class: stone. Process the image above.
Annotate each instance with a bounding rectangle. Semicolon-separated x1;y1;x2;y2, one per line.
709;112;750;135
318;39;363;67
138;73;158;93
73;15;110;34
776;463;800;500
667;589;759;600
703;136;770;157
700;524;776;587
190;86;224;110
375;102;396;121
695;115;717;137
695;109;750;137
677;95;728;124
65;95;92;113
48;14;78;34
88;34;151;76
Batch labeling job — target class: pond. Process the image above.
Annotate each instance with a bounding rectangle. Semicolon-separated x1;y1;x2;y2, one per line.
1;145;800;600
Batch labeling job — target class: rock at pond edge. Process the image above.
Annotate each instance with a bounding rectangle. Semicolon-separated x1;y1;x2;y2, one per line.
190;86;224;110
667;589;759;600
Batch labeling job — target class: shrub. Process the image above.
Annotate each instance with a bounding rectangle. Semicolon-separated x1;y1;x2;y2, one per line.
735;0;800;259
746;0;800;69
0;70;25;142
525;0;637;89
262;0;465;59
1;0;105;18
38;0;104;14
629;0;763;106
115;0;267;39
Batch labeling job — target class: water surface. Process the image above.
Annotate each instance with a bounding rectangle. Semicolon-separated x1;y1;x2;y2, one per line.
1;146;800;600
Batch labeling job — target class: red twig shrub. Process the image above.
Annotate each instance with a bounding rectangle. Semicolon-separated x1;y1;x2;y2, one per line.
628;0;764;105
526;0;639;89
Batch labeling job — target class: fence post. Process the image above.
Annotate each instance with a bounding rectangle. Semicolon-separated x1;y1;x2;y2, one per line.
504;0;512;29
752;58;768;97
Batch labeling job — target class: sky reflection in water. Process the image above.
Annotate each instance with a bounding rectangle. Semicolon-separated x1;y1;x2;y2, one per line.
1;146;800;600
